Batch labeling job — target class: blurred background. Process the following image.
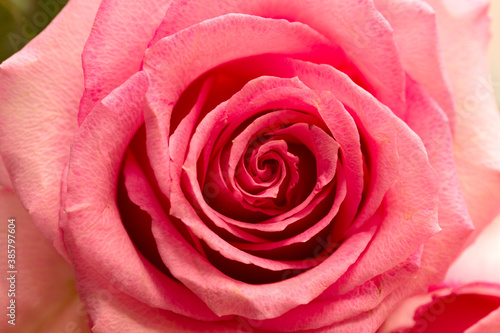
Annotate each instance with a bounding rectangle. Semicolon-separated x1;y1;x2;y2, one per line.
0;0;499;104
0;0;67;62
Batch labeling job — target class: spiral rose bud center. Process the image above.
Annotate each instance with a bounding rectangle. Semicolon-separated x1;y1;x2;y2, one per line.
202;105;341;224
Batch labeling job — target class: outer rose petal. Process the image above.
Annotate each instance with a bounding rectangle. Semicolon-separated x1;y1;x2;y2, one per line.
373;0;455;125
445;214;500;285
404;77;473;284
0;0;101;260
62;72;229;323
152;0;407;118
423;0;500;240
79;0;173;123
73;257;242;333
0;187;90;333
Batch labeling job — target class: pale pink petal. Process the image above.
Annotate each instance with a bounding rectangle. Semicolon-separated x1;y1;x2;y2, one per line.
0;0;101;259
79;0;173;123
373;0;456;125
405;77;474;283
377;292;434;333
424;0;500;241
0;188;90;333
446;214;500;285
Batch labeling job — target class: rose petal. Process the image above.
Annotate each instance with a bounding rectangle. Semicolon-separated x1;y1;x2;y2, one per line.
424;0;500;241
152;0;406;117
404;77;474;284
0;0;101;260
173;77;351;265
0;188;90;333
79;0;173;123
253;247;423;331
322;77;466;313
376;74;489;333
221;115;310;215
127;148;320;273
153;133;375;321
304;282;422;333
61;72;225;322
151;204;375;319
378;292;434;333
233;183;339;240
446;214;500;285
73;255;241;333
221;112;336;215
162;56;440;324
373;0;456;125
231;165;345;259
236;140;294;198
273;60;440;252
276;63;441;307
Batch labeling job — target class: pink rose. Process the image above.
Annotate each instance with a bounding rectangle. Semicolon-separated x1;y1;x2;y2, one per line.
1;0;499;332
379;215;500;332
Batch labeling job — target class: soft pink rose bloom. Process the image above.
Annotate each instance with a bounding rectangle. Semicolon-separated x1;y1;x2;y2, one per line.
0;160;91;333
379;215;500;333
0;0;499;332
